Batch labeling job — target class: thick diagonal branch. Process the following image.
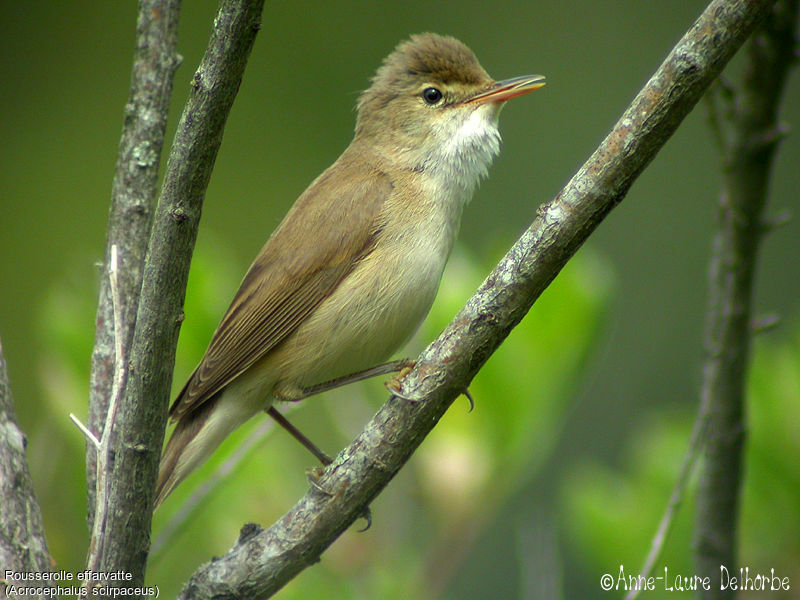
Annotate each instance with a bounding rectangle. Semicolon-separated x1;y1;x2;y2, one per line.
177;1;777;598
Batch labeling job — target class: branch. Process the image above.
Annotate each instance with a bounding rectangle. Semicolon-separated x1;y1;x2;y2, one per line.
693;0;799;594
92;0;266;593
177;1;777;597
87;0;181;527
80;246;131;587
0;337;51;576
626;394;709;600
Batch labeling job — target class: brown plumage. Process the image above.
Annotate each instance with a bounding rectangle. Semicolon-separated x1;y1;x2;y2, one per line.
155;33;544;507
156;158;390;505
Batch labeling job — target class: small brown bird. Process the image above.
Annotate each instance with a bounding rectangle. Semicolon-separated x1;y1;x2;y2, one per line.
155;33;544;507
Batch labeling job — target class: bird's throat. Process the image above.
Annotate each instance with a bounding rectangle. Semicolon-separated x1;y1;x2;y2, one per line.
419;104;502;208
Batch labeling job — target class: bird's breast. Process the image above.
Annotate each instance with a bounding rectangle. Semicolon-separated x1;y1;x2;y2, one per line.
270;177;464;390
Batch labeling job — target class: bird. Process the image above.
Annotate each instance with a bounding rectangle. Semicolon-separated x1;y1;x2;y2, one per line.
155;32;544;507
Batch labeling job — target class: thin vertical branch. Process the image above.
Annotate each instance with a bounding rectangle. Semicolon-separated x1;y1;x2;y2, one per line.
92;0;266;594
87;0;182;527
626;402;709;600
82;247;129;583
693;1;799;596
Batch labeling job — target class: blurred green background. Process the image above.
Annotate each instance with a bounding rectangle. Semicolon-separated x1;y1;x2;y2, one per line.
1;1;799;598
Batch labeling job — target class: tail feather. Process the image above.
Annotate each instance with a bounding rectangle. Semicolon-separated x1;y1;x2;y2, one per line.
154;386;269;508
154;400;215;508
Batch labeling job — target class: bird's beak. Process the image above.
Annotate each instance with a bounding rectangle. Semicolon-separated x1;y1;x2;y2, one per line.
463;74;546;105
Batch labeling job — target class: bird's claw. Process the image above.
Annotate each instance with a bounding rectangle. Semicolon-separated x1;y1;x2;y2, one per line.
384;362;420;401
357;505;373;532
305;466;332;495
462;387;475;412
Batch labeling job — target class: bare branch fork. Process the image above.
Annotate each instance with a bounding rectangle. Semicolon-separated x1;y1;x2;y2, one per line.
84;0;268;593
87;0;182;528
174;1;778;597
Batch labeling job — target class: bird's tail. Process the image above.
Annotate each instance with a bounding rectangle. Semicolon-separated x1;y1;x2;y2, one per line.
154;400;216;509
154;384;271;508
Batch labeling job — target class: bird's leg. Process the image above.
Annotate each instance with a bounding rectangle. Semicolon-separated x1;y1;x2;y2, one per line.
267;359;414;463
268;359;416;533
266;406;374;530
295;358;416;401
266;406;333;465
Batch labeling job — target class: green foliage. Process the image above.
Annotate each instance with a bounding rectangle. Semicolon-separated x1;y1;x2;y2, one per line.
561;317;800;591
561;416;697;576
740;322;800;573
417;246;613;510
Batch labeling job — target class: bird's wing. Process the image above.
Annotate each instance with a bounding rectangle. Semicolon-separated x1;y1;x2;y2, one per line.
169;163;392;421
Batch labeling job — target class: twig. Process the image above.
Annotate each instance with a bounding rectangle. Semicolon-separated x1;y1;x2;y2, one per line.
626;403;710;600
70;413;100;449
94;0;267;588
77;245;129;585
87;0;181;523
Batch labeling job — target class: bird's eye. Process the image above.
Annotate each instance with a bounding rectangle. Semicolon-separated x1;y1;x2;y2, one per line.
422;87;443;105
